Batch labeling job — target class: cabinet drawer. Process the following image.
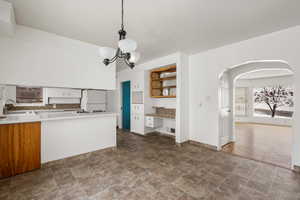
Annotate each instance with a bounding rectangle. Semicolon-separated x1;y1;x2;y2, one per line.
146;116;154;123
145;121;154;127
145;116;162;128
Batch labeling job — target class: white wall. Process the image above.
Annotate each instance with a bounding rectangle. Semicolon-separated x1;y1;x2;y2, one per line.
236;75;294;88
189;25;300;167
0;25;116;90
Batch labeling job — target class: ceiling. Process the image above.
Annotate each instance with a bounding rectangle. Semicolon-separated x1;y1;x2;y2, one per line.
238;69;293;80
6;0;300;70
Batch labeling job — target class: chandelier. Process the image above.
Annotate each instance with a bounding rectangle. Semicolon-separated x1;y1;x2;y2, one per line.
99;0;140;69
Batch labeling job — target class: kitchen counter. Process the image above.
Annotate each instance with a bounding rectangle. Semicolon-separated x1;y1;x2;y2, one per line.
145;113;175;119
0;112;117;125
0;111;117;164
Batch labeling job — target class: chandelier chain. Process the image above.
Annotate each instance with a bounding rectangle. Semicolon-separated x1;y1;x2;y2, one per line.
121;0;124;30
101;0;138;69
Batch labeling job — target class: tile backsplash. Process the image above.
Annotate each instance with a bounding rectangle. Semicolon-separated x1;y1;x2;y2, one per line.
155;107;176;117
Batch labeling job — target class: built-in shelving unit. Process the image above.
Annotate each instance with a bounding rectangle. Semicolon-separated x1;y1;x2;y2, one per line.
153;76;177;81
150;65;177;98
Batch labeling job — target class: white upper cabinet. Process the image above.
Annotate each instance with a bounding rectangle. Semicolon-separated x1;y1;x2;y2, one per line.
131;71;144;91
84;90;106;104
44;88;81;98
44;88;82;104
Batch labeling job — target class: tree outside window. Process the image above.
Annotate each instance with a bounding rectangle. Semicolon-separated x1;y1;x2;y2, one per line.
254;85;294;118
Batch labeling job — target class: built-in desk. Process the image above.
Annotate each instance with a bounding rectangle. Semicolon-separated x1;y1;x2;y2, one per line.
145;113;175;129
145;107;176;134
145;113;175;119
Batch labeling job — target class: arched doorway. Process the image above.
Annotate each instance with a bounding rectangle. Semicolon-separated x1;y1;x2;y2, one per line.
218;60;294;168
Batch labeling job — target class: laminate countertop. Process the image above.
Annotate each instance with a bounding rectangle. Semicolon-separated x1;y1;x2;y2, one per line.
145;113;176;119
0;112;117;125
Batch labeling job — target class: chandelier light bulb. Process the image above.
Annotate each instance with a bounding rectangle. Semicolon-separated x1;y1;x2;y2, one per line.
129;52;141;63
118;39;137;53
99;47;116;59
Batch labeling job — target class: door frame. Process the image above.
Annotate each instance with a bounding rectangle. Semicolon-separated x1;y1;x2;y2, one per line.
217;60;295;168
218;70;232;148
121;81;131;130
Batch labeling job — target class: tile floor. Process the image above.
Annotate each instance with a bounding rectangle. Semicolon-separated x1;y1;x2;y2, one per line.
1;130;300;200
222;123;292;168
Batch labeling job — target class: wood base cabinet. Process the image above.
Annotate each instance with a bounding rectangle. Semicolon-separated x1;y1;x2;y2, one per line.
0;122;41;178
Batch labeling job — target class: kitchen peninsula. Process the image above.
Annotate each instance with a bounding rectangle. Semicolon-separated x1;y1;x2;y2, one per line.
0;111;116;178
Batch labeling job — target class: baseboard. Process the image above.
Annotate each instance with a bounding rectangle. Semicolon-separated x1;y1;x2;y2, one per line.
176;141;189;147
157;131;175;138
294;165;300;173
235;121;292;127
188;140;218;151
130;132;146;137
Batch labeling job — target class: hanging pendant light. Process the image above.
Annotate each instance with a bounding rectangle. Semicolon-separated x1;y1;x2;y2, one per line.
99;0;140;69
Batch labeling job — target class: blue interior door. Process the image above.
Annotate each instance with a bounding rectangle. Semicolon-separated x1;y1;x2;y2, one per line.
122;81;131;130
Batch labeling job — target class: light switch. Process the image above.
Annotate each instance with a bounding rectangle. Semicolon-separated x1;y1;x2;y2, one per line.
205;96;211;101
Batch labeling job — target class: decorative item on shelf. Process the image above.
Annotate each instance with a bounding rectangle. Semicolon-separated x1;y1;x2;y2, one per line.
152;73;160;80
170;88;176;96
163;88;169;96
152;81;162;88
160;72;176;78
163;79;176;87
152;89;162;97
98;0;140;69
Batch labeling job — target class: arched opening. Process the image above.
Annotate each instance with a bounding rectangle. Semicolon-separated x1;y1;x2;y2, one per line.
218;60;295;168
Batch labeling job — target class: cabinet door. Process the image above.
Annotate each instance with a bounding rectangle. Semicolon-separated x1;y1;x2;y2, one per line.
45;88;81;98
87;90;106;103
68;89;82;98
131;72;144;92
130;114;137;132
131;114;144;134
132;104;144;114
0;122;41;178
131;104;139;114
136;114;144;133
